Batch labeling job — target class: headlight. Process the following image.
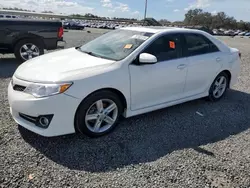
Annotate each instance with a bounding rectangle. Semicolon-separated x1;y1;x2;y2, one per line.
24;82;72;98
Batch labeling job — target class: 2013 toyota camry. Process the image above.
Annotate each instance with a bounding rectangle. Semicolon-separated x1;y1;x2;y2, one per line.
8;27;241;137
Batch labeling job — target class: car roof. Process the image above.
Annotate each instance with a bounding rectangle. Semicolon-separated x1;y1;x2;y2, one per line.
121;26;230;53
121;26;204;34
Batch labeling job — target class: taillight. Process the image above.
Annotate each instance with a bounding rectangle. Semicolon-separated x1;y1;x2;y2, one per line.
58;27;64;39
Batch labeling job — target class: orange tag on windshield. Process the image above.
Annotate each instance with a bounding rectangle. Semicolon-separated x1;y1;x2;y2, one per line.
124;44;133;49
169;41;176;49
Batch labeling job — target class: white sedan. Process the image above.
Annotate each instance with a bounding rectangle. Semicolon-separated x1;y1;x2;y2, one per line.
8;27;241;137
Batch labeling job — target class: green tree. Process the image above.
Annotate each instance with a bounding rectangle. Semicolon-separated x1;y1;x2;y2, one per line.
184;9;249;30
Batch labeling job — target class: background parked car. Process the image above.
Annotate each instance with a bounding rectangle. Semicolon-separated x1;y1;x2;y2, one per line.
213;29;224;36
245;32;250;36
0;14;18;19
63;21;85;30
224;30;235;36
238;31;247;36
234;30;241;36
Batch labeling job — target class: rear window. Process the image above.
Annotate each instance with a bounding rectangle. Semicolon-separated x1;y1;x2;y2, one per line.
184;33;219;56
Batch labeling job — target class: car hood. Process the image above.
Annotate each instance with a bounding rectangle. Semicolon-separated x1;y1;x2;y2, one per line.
14;48;116;83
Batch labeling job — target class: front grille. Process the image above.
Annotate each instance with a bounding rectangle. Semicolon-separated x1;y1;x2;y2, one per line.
13;84;26;91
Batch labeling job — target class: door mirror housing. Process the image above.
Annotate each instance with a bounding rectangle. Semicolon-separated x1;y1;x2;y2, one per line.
139;53;157;64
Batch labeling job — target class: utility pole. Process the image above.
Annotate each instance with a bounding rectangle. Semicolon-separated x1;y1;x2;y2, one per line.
143;0;148;25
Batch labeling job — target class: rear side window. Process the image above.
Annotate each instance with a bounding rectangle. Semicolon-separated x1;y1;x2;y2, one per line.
184;33;219;57
143;34;182;62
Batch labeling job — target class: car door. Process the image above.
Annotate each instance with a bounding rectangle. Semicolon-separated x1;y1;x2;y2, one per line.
0;20;13;50
183;33;223;97
129;33;188;110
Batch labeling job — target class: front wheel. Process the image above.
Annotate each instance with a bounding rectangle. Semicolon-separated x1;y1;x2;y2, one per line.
208;72;229;101
75;90;123;137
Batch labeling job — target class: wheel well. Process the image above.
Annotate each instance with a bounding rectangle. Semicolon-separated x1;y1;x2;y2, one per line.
74;88;127;133
90;88;127;110
12;35;44;50
221;70;232;87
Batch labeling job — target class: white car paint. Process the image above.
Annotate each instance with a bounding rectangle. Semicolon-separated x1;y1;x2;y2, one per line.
8;27;241;137
129;57;188;110
15;48;116;82
8;77;80;136
184;52;223;97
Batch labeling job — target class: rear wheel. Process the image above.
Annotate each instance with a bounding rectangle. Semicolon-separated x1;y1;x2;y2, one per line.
75;90;123;137
14;38;44;62
208;72;229;101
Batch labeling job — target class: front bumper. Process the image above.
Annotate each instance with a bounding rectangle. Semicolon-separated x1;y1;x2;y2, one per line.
8;77;81;137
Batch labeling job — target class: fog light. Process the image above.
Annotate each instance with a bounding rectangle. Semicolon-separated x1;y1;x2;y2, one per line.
39;117;50;127
19;113;53;129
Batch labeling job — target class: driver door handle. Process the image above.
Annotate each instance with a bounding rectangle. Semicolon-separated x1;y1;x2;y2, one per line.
177;64;187;69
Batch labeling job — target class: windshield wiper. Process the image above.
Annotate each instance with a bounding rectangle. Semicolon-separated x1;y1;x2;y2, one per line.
77;48;117;61
79;49;104;58
82;51;95;56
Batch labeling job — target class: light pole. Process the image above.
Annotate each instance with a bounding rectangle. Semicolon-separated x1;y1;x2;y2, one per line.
144;0;148;25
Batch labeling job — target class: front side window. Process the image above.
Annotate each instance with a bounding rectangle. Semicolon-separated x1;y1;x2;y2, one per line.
143;34;182;62
80;29;153;61
184;33;219;56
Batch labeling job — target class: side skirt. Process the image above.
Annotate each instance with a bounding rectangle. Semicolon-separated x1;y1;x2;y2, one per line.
124;92;208;118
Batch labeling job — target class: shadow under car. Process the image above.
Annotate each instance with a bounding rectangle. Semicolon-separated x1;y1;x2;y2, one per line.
19;89;250;173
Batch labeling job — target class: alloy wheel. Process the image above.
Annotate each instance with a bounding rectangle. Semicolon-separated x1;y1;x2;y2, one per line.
212;75;227;98
20;43;40;61
85;99;118;133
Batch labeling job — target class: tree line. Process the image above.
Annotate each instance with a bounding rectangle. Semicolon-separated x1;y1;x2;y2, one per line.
184;9;250;30
2;7;53;14
2;7;35;12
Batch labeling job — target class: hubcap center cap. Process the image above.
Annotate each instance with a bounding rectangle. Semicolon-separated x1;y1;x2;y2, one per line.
98;113;106;120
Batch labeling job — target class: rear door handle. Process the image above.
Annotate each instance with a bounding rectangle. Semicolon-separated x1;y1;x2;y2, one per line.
177;64;187;69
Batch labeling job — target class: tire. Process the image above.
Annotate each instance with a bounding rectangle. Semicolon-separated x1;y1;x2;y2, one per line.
14;38;44;62
75;90;123;137
208;72;229;102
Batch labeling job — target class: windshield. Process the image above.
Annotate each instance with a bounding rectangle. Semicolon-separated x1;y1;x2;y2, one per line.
80;29;153;61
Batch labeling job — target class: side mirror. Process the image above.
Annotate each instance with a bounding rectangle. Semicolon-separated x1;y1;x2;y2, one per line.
139;53;157;64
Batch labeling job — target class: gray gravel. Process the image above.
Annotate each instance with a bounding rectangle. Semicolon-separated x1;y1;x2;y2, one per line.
0;29;250;188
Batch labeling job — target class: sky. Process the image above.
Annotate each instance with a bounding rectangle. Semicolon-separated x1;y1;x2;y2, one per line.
0;0;250;21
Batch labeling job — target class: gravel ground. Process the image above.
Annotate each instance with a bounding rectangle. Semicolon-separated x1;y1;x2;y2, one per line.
0;29;250;188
